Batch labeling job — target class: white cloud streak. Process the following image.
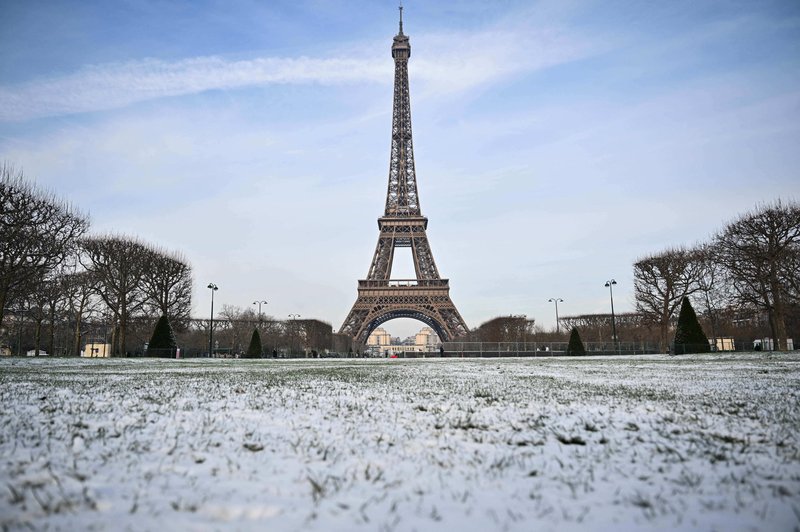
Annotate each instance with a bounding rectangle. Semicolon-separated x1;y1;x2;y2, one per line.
0;56;388;121
0;21;599;122
413;26;597;97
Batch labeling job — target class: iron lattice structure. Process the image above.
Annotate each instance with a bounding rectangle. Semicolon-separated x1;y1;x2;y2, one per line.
340;9;469;345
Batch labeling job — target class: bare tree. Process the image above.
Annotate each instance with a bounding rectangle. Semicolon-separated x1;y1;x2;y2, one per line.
62;269;102;356
476;316;534;343
559;312;654;344
27;280;53;355
783;245;800;304
81;236;151;356
0;164;89;330
141;248;192;328
258;318;282;354
693;243;735;344
298;319;334;354
218;305;258;355
43;276;67;356
715;200;800;350
634;247;703;352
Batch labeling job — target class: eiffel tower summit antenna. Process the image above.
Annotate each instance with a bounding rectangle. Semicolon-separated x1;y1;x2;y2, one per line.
340;7;469;345
398;2;404;35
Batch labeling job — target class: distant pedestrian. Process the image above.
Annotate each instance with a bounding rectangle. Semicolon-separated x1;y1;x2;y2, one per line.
272;348;278;358
439;345;445;357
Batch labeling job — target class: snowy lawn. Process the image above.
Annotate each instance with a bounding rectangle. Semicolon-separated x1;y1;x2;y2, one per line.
1;353;799;531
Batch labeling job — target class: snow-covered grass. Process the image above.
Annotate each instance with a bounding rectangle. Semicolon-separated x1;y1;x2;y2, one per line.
1;353;798;531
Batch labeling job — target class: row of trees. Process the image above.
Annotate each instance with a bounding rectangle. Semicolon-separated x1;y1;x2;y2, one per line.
194;305;338;356
2;164;349;358
470;315;535;343
634;200;799;352
1;165;192;355
81;236;191;354
0;164;88;334
465;201;798;355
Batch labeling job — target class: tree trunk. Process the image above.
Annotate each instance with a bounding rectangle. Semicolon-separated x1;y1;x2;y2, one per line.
110;319;118;357
769;271;788;351
48;304;56;356
0;291;6;332
660;298;671;353
34;318;42;355
703;291;718;345
119;310;127;357
659;321;669;353
119;292;127;357
73;327;82;356
72;310;83;356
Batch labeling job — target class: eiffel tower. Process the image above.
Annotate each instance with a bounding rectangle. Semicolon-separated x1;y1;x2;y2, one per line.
340;6;469;345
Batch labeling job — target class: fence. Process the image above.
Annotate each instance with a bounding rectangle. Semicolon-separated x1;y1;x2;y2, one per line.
86;340;796;359
675;340;794;353
136;341;661;358
434;341;660;357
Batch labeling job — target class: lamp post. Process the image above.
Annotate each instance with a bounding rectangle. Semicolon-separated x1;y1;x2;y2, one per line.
548;298;564;334
253;300;268;319
207;283;218;357
604;279;618;350
253;300;268;323
288;314;300;355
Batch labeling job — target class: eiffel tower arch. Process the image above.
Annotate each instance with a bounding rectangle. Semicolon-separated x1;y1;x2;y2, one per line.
340;7;469;346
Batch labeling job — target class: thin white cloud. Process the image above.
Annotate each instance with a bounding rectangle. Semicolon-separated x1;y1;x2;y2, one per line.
0;20;600;122
413;26;597;97
0;55;388;121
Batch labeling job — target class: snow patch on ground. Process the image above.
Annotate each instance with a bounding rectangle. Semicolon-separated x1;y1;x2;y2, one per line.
1;353;798;530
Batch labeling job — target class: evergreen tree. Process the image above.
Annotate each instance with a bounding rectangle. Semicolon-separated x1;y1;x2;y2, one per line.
246;328;263;358
673;297;710;354
147;314;177;357
566;327;586;356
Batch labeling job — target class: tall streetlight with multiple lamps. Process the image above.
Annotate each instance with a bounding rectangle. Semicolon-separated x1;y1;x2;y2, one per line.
548;298;564;334
253;300;268;323
604;279;618;350
207;283;218;357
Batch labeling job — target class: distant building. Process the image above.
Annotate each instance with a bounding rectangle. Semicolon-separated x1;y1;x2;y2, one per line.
367;327;392;347
712;337;735;351
368;326;441;356
83;342;111;358
415;327;439;350
754;338;794;351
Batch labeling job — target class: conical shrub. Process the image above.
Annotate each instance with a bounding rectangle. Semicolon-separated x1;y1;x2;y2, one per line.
673;297;710;354
566;327;586;356
246;328;263;358
147;314;177;358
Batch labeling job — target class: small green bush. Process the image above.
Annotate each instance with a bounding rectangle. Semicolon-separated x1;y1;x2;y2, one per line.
566;327;586;356
673;297;710;354
147;314;177;358
246;328;263;358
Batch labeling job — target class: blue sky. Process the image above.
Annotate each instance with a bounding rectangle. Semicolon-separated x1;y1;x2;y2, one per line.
1;0;799;338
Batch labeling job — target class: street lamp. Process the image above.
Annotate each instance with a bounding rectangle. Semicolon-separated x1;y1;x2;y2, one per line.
253;300;268;323
288;314;300;355
604;280;618;350
208;283;218;357
548;298;564;334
